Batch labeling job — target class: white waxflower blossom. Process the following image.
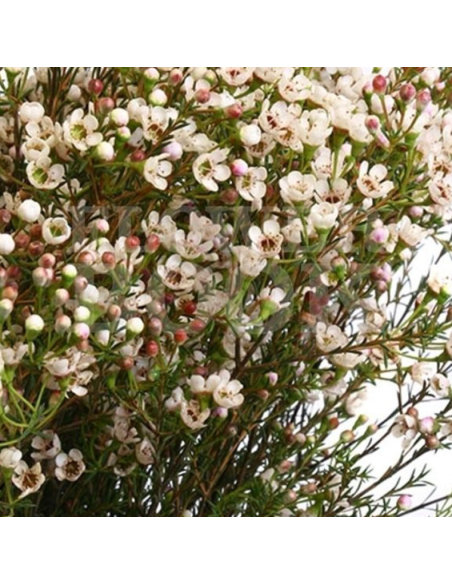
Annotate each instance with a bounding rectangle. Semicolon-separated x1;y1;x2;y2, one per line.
330;352;365;369
357;162;394;198
143;155;172;190
299;109;332;147
345;389;368;416
431;374;450;398
17;199;41;222
135;438;155;465
63;108;103;151
397;216;430;247
278;74;311;102
0;447;22;469
55;449;86;482
316;322;348;353
392;414;418;449
19;102;45;124
428;173;452;207
212;371;244;409
233;246;267;278
180;400;210;431
141;211;177;248
31;431;62;461
310;202;338;231
12;461;45;499
279;172;316;205
411;362;435;385
193;149;230;192
42;217;71;245
26;156;64;190
22;137;51;162
235;166;267;210
249;220;284;258
165;387;185;412
174;230;213;260
157;254;197;291
218;67;255;86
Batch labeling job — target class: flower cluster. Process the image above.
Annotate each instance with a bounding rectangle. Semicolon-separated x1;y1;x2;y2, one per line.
1;67;452;517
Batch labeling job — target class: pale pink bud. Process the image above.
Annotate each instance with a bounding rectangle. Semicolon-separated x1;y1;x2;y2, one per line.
409;206;424;218
32;267;48;287
230;159;249;177
370;226;389;244
54;288;70;306
163;142;183;161
419;417;435;435
214;407;228;419
397;494;413;510
148;316;163;336
417;89;431;111
365;115;380;133
73;322;90;340
266;372;278;386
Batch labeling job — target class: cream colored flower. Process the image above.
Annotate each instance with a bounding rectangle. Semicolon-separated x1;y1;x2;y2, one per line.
180;400;210;430
63;108;102;151
31;430;62;461
157;254;197;291
236;166;267;209
12;461;45;498
26;156;64;190
233;246;267;278
193;149;230;192
279;171;316;205
218;67;255;86
55;449;85;482
357;161;394;198
143;155;172;190
249;220;283;258
316;322;348;353
42;217;71;245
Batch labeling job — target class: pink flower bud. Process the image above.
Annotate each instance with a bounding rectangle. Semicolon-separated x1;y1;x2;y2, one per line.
373;75;388;94
163;142;183;161
409;206;424;218
108;304;121;321
417;88;431;111
88;78;104;95
399;83;416;103
397;494;413;510
55;288;70;306
195;88;211;104
419;416;435;435
32;267;48;287
230;159;249;177
370;226;389;244
365;115;380;132
169;69;183;85
148;317;163;336
266;372;278;386
39;253;56;268
213;407;228;419
73;322;90;340
226;103;243;119
174;329;188;344
145;234;160;253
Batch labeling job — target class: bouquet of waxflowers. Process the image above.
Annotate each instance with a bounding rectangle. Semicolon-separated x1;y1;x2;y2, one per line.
1;66;452;517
